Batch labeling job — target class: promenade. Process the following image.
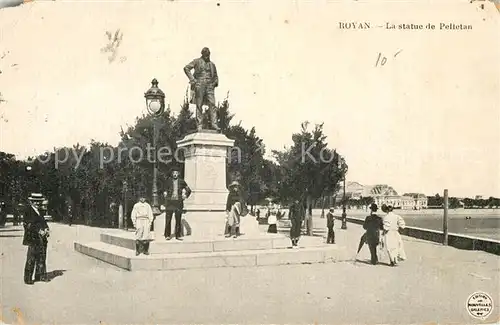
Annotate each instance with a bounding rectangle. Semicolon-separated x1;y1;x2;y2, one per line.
1;214;499;324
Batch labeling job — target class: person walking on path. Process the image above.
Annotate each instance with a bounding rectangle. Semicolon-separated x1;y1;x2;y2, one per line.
363;203;384;265
131;192;154;256
382;205;406;266
23;193;50;285
326;207;335;244
289;198;305;248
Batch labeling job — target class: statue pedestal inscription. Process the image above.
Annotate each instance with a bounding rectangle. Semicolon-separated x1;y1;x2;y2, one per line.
177;131;234;211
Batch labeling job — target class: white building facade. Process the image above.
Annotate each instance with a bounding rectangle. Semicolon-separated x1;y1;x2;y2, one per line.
337;182;428;210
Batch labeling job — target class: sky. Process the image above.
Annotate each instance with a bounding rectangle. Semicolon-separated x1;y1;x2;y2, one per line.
0;0;499;198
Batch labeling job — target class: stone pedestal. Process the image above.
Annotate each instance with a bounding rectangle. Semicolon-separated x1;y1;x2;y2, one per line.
176;131;234;211
154;212;166;240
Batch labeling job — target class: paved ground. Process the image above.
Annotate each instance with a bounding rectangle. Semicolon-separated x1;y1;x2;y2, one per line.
1;215;499;325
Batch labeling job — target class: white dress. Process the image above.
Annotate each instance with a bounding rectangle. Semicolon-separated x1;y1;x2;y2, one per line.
383;212;406;262
131;202;154;241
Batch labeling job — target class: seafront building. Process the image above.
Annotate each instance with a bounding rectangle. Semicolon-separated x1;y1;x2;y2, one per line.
336;182;428;210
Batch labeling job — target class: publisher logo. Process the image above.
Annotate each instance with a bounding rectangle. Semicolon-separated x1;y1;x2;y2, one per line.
467;292;493;320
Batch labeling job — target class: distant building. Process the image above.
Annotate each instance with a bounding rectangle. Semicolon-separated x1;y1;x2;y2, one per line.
336;182;428;210
402;193;428;210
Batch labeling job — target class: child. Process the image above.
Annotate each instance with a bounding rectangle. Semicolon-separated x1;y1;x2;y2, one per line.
267;212;277;233
326;207;335;244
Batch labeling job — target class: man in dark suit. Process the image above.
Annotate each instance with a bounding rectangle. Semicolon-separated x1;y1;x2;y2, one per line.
326;207;335;244
289;198;305;248
162;166;192;240
363;203;384;265
23;193;50;285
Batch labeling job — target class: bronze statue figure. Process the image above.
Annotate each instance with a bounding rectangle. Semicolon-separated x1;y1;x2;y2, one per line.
184;47;220;132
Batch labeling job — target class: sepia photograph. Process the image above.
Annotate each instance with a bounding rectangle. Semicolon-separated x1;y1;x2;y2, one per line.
0;0;499;324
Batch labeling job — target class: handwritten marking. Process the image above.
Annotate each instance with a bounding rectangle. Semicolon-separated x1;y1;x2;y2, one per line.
375;52;387;67
375;50;402;67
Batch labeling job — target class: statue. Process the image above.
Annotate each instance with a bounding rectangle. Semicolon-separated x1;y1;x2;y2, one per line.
184;47;220;132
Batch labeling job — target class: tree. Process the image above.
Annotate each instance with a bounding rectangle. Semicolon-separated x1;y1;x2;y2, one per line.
173;92;197;139
1;93;276;227
427;193;444;208
273;122;344;235
448;197;461;209
463;198;474;209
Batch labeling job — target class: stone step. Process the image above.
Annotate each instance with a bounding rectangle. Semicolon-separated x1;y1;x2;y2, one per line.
74;241;347;271
100;232;325;254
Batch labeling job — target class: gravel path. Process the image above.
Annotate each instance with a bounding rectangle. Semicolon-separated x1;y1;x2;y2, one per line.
1;218;498;324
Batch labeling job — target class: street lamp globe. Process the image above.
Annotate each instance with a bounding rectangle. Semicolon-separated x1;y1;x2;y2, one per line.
144;78;166;116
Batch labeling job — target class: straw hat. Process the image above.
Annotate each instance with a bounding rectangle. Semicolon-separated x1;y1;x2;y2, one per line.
28;193;44;202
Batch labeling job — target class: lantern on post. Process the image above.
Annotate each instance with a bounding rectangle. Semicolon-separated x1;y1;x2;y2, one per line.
144;79;166;216
122;180;128;230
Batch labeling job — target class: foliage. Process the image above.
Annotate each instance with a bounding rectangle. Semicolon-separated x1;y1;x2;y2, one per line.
272;121;345;235
272;122;344;204
0;95;273;226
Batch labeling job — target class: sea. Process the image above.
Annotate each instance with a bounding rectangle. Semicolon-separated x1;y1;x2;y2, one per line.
346;208;500;241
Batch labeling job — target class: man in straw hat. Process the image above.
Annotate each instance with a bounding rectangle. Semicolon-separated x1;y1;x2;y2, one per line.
131;189;154;255
22;193;50;285
162;164;191;241
225;181;246;238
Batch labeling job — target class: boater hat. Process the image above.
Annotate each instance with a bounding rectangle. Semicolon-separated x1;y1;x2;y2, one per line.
28;193;44;202
229;181;240;188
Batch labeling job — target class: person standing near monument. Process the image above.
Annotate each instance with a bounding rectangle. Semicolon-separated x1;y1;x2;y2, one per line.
23;193;50;285
163;166;192;241
183;47;220;132
131;191;154;255
225;181;245;238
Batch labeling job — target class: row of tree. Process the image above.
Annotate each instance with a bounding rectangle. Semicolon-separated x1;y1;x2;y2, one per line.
427;194;500;209
0;95;346;233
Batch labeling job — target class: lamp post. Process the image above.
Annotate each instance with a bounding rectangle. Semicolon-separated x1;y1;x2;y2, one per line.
25;165;33;193
144;78;166;216
339;157;348;230
123;180;128;230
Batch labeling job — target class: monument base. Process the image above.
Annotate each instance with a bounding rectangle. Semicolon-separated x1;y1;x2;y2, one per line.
183;190;228;212
176;131;234;212
153;211;260;240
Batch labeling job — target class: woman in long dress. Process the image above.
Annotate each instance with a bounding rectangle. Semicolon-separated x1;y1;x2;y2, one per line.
382;205;406;266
